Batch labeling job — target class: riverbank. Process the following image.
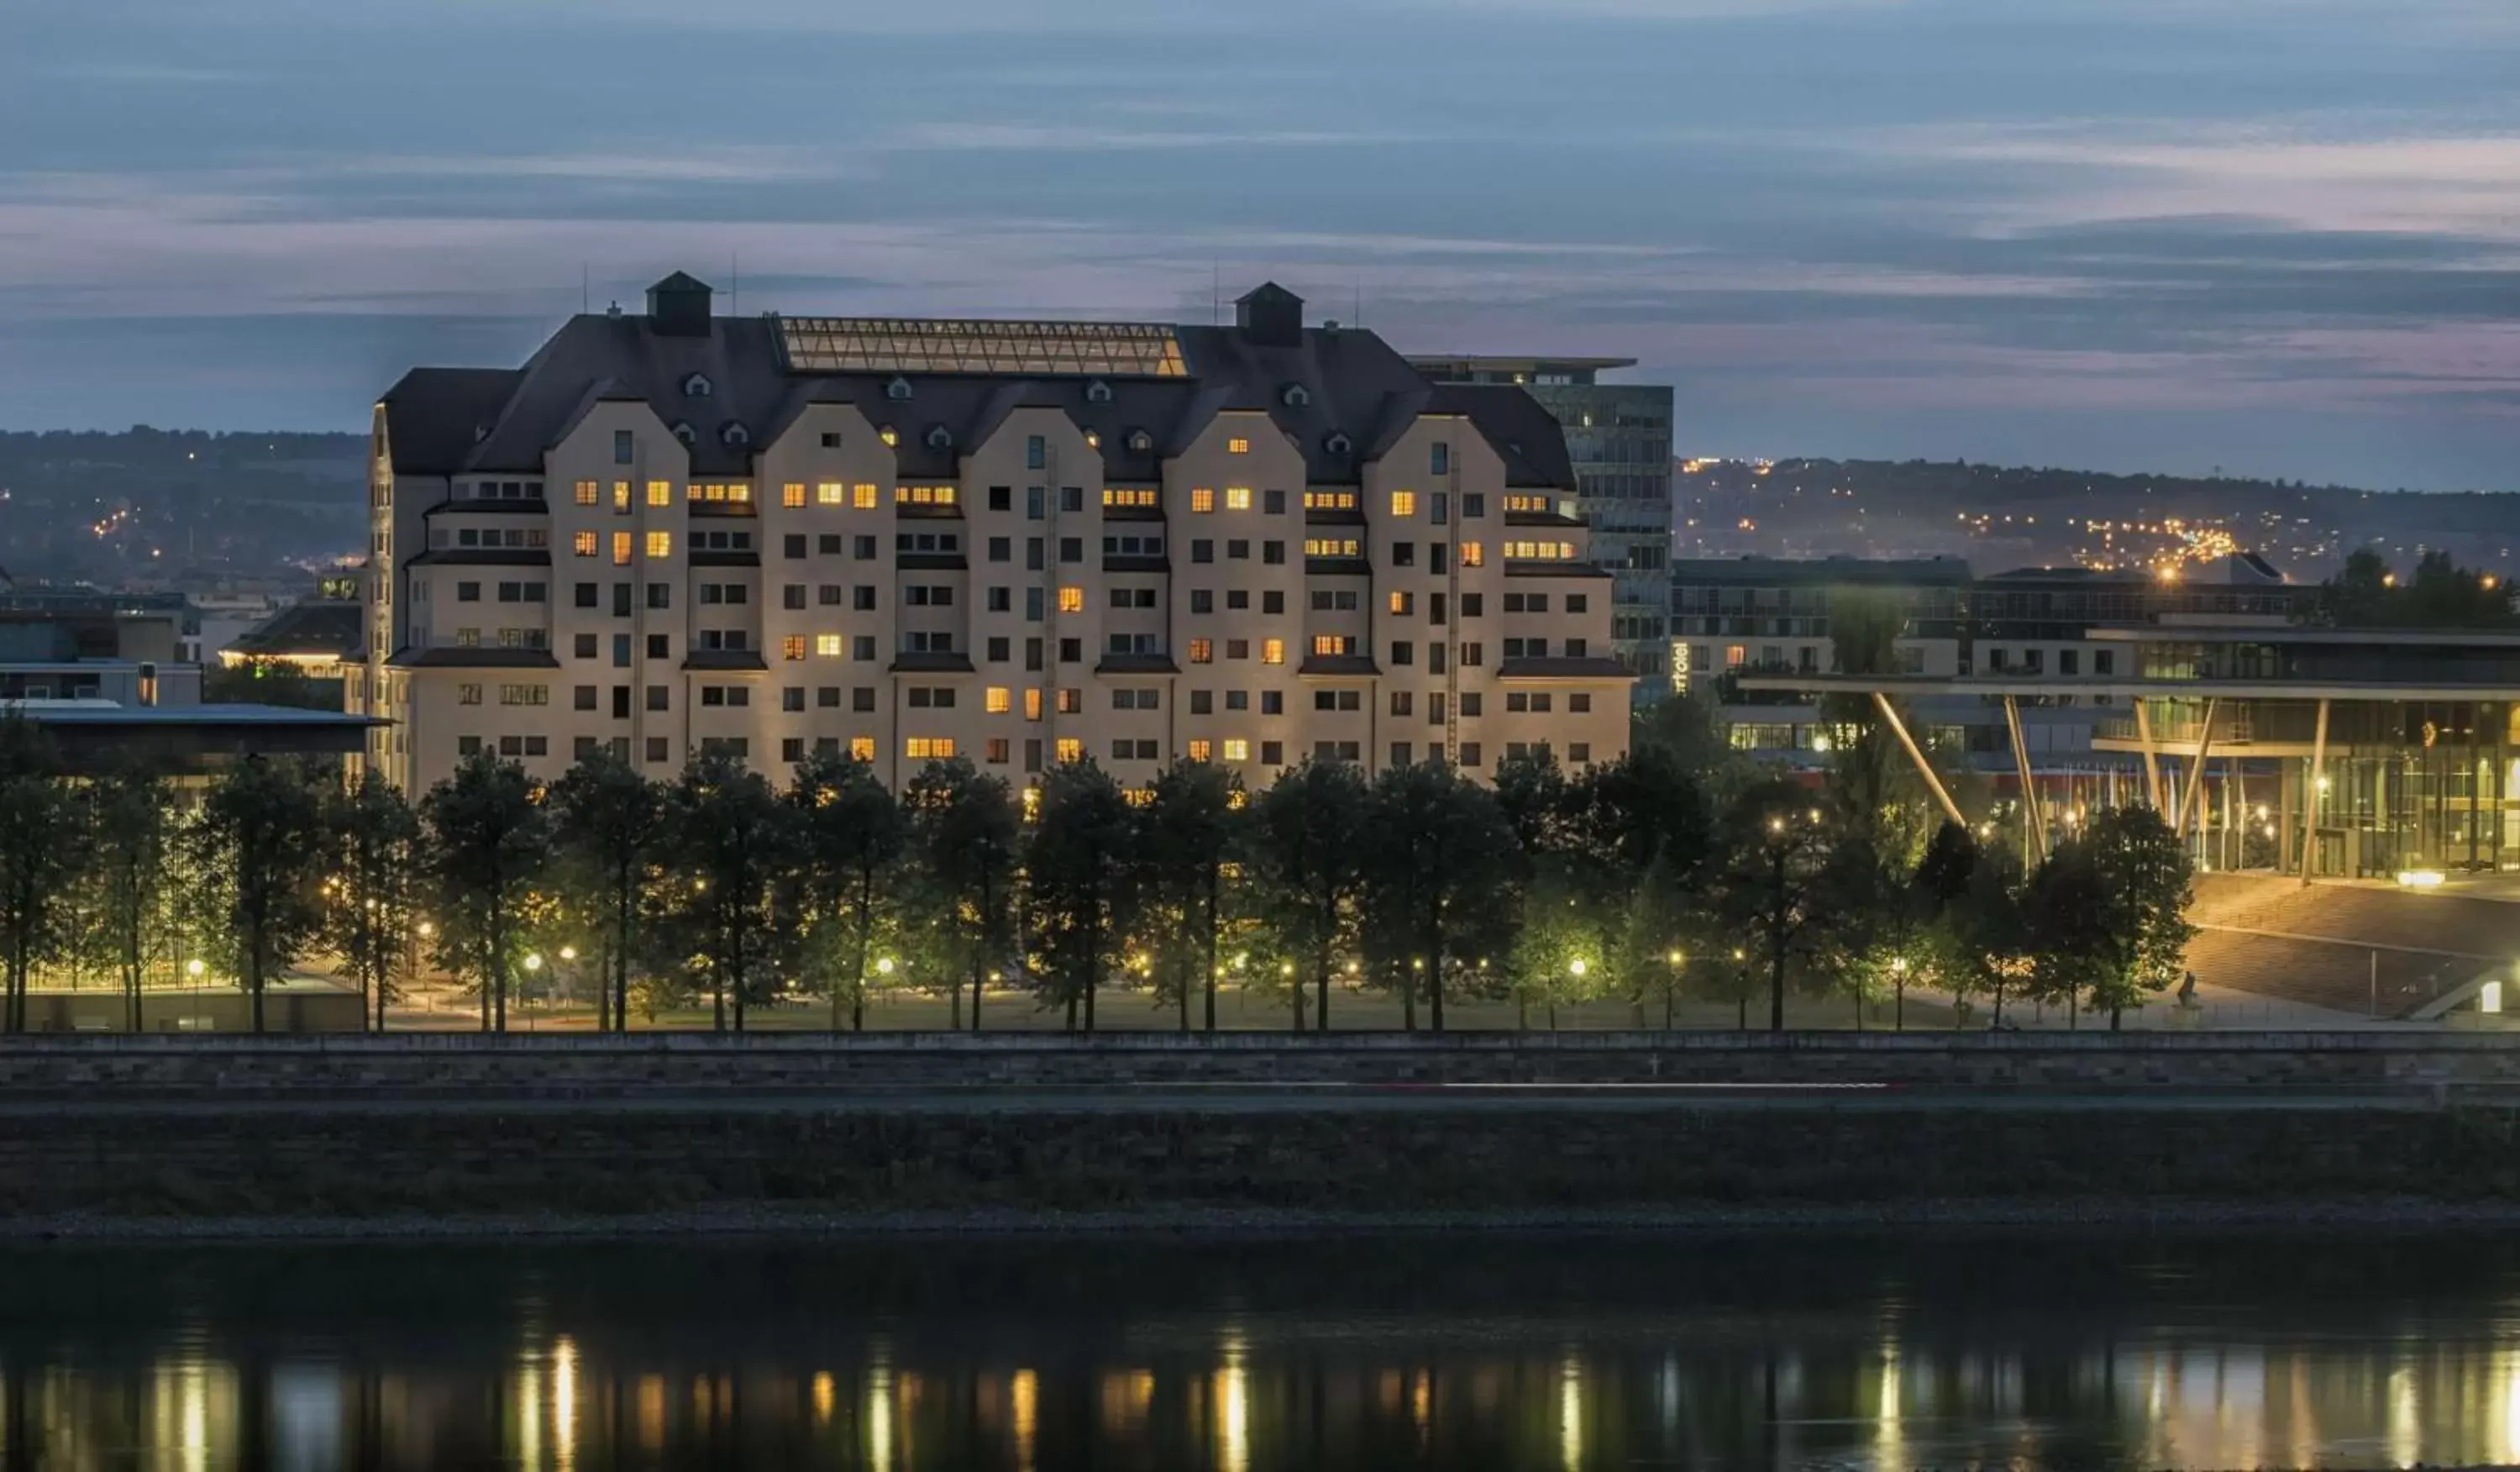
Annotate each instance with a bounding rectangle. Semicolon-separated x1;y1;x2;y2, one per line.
17;1197;2520;1243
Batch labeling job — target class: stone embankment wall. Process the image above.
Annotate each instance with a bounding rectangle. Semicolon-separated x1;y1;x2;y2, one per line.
5;1029;2520;1096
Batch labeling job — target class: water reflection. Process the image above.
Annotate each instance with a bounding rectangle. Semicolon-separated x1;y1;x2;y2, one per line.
8;1233;2520;1468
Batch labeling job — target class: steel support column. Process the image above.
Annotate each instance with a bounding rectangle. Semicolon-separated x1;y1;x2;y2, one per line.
2176;698;2219;840
2133;698;2165;811
2003;695;2046;858
1872;691;1966;829
2302;697;2331;886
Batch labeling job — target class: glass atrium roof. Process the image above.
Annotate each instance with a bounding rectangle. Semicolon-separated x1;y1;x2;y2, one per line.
775;317;1189;378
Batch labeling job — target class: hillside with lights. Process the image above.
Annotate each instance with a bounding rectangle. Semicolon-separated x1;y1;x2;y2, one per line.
1677;458;2520;580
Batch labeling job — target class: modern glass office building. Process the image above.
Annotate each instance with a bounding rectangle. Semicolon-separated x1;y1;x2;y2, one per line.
1410;356;1674;702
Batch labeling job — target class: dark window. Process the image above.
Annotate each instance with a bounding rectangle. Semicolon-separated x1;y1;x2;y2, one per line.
574;582;598;608
990;486;1011;512
1263;541;1285;565
1191;540;1214;564
613;430;634;464
646;686;669;711
784;534;807;560
989;536;1011;562
1264;490;1286;514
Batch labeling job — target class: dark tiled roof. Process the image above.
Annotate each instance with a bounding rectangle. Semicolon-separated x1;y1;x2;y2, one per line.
407;549;552;567
379;367;525;476
389;648;560;670
384;299;1576;492
682;650;769;671
228;601;363;660
1497;656;1630;680
1299;654;1381;678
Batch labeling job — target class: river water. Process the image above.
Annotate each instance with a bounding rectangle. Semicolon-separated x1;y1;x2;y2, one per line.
2;1231;2517;1469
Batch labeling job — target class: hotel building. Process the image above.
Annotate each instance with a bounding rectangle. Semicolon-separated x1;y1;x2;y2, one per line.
357;274;1630;795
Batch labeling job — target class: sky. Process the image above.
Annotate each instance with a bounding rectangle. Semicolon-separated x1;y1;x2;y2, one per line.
3;0;2517;489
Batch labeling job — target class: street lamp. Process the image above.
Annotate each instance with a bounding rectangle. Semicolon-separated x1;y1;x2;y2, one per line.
1889;954;1910;1031
875;956;896;977
185;958;205;982
523;953;543;973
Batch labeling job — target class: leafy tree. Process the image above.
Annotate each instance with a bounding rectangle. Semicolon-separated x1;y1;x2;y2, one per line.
421;750;551;1033
904;757;1020;1029
1567;746;1715;1012
203;661;339;711
1246;760;1368;1030
1359;761;1520;1032
1631;686;1751;801
192;756;328;1033
325;770;419;1032
1024;760;1141;1032
1709;779;1837;1031
548;749;664;1033
85;758;173;1033
1135;760;1242;1031
0;723;83;1033
2028;805;2196;1028
659;749;798;1033
785;749;904;1033
2324;547;2514;628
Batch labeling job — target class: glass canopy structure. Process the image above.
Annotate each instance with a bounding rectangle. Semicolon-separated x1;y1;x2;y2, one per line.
774;318;1189;378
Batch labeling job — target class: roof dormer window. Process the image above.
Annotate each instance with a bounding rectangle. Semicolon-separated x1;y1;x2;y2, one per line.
925;424;953;450
1126;429;1153;454
670;421;697;445
720;421;750;447
1086;379;1113;403
1084;430;1102;450
683;372;713;398
886;376;914;402
1324;430;1352;455
1281;383;1311;408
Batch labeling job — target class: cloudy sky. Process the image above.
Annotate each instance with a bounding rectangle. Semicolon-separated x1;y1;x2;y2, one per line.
4;0;2517;487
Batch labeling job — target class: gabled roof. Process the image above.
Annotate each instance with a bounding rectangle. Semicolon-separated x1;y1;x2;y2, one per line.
380;284;1581;492
228;601;362;661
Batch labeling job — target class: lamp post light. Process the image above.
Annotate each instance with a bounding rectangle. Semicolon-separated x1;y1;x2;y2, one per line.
1732;948;1749;1032
1890;954;1910;1032
1665;949;1684;1030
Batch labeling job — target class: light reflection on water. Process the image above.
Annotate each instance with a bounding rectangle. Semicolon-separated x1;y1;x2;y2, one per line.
4;1233;2520;1469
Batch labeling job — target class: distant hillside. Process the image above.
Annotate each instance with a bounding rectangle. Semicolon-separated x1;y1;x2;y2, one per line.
0;428;365;586
1677;458;2520;579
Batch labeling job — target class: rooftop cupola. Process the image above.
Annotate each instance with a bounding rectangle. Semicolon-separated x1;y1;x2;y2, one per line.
1235;281;1305;348
646;271;714;338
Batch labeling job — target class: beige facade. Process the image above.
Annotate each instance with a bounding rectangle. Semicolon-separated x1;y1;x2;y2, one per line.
360;276;1629;796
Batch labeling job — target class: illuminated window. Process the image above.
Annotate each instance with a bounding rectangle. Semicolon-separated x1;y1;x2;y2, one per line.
782;482;807;509
1105;488;1159;508
850;737;875;761
906;737;956;760
1058;587;1084;613
879;427;899;447
1024;689;1043;720
1227;437;1251;455
984;686;1011;713
1188;639;1214;664
1725;644;1746;670
1503;494;1552;513
782;636;806;661
896;484;956;506
1188;739;1213;762
1389;591;1411;615
646;481;672;507
1460;542;1484;567
1504;541;1574;560
645;532;672;560
1225;486;1251;510
1223;739;1249;761
1057;688;1081;714
1312;635;1347;656
816;633;843;658
572;531;597;557
811;482;841;506
612;481;631;513
686;482;751;503
1304;539;1360;557
611;533;633;566
574;480;599;507
1261;639;1284;665
1055;738;1082;764
1390;491;1416;518
1304;491;1357;511
1190;487;1215;513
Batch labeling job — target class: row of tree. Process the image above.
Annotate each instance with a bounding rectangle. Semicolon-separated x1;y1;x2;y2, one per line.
0;686;2197;1033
